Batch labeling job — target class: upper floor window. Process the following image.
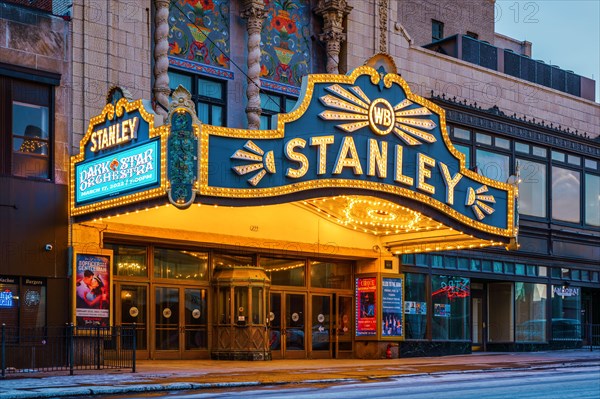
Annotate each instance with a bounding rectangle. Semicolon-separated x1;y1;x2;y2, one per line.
552;166;580;223
1;77;52;179
168;69;226;126
259;91;297;130
432;20;444;42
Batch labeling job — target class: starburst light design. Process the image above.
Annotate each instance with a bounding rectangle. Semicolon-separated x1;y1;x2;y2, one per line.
318;84;437;145
231;140;276;186
465;185;496;220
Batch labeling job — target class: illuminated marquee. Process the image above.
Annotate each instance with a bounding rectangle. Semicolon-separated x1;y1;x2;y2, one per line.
70;94;167;215
201;66;517;238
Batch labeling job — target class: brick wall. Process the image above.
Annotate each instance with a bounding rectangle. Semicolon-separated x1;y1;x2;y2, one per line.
0;2;71;183
396;0;495;46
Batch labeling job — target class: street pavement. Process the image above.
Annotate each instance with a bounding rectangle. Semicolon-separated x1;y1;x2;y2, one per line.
0;350;599;398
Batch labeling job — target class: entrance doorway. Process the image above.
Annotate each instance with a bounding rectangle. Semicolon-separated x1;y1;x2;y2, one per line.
269;292;353;359
152;286;208;359
269;292;306;359
471;283;485;351
115;283;149;359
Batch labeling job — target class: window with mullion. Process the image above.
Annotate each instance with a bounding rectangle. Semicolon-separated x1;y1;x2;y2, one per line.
1;76;52;179
167;70;226;126
259;91;297;130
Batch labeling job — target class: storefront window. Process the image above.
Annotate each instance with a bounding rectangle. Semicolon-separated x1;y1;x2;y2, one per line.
310;261;352;289
21;279;46;330
261;257;305;287
154;248;208;281
404;273;427;340
218;287;231;324
551;286;581;340
431;275;470;341
515;283;547;342
0;277;19;328
552;166;580;223
517;158;547;217
108;244;147;277
585;174;600;226
488;282;514;342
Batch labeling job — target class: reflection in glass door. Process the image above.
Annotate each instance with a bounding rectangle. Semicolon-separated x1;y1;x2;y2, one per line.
184;288;208;353
311;295;331;358
269;292;306;358
285;293;306;358
336;295;353;358
117;284;148;358
155;287;179;352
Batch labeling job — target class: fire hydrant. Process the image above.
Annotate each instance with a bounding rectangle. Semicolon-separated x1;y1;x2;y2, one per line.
386;343;392;359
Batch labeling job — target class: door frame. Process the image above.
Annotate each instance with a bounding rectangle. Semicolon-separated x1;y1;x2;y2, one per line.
269;291;307;359
309;293;333;359
151;284;210;360
114;282;150;360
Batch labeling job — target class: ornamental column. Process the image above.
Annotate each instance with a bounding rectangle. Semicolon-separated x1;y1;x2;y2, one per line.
153;0;170;118
315;0;352;75
241;0;267;130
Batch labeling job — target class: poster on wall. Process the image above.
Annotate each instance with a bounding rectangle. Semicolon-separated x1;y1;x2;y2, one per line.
74;254;111;327
355;277;377;337
381;277;404;338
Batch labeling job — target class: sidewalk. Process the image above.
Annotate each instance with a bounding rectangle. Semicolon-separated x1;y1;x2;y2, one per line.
1;350;599;399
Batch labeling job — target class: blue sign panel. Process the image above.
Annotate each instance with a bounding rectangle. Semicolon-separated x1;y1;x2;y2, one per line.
75;140;159;205
199;66;517;238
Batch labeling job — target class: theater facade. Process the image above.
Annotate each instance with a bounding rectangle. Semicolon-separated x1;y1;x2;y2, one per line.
70;60;520;360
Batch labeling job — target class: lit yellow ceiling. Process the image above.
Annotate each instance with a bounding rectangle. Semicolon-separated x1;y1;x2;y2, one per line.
298;195;507;255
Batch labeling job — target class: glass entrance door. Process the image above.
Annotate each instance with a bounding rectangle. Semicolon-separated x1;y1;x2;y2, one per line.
269;292;306;359
310;294;332;358
335;295;353;358
154;286;208;359
115;283;148;359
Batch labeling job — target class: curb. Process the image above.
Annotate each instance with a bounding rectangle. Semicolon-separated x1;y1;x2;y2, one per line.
1;361;599;399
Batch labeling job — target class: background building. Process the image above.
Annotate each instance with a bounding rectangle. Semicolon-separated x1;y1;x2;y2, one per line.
1;0;597;360
0;0;72;331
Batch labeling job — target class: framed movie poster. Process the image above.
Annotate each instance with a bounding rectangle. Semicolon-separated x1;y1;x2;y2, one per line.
355;276;377;337
73;253;112;327
381;276;404;340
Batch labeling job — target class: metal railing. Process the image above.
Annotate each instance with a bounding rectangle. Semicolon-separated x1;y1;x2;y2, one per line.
1;324;136;378
583;323;600;351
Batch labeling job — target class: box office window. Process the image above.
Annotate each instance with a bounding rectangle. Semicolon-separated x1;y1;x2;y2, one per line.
154;248;208;281
515;283;547;342
310;261;352;289
431;275;470;341
404;273;427;340
107;244;147;277
261;257;305;287
1;77;53;179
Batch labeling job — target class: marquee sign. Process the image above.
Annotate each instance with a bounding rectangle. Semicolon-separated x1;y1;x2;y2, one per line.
199;66;517;238
71;66;517;243
70;93;166;216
